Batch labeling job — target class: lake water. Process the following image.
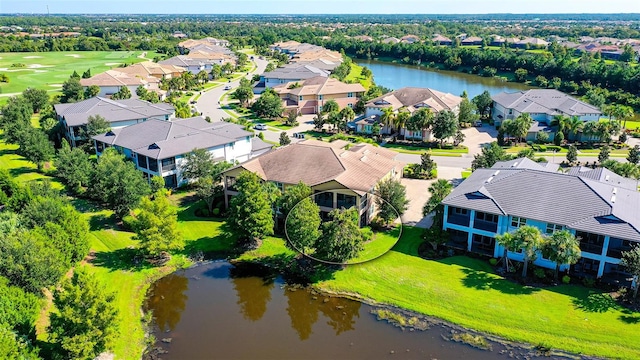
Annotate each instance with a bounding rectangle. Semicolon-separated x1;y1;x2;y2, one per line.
356;59;531;98
145;261;558;360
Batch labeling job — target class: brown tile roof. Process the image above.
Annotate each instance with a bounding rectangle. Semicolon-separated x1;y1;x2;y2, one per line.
117;61;185;78
366;87;462;114
272;76;365;97
231;140;401;194
79;70;158;87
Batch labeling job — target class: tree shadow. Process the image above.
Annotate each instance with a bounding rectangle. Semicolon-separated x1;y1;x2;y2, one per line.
460;268;540;295
90;247;153;272
10;166;38;177
572;292;619;313
87;211;116;231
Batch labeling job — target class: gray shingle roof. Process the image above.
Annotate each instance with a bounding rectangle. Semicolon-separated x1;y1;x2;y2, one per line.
492;89;601;117
262;64;330;80
54;97;175;127
93;117;251;160
443;158;640;241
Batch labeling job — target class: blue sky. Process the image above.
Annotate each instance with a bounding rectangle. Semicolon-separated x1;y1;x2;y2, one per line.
1;0;639;14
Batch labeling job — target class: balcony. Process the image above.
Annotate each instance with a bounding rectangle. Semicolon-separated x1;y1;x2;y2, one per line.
315;194;333;208
580;242;604;255
162;164;177;172
337;196;356;209
473;219;498;233
448;214;470;227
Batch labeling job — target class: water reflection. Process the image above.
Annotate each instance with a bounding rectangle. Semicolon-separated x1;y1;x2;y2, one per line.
285;287;320;340
319;296;360;335
146;273;189;332
230;264;275;321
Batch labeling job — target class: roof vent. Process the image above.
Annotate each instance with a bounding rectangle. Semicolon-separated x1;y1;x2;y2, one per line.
605;175;610;181
360;156;367;162
511;162;518;167
612;187;617;194
485;176;494;183
148;143;160;150
611;195;616;203
493;170;500;176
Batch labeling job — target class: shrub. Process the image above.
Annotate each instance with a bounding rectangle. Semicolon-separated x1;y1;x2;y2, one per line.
526;140;533;146
546;145;562;152
212;208;220;216
489;258;498;266
360;227;374;242
562;275;571;284
369;216;386;231
582;276;596;288
122;215;137;231
534;268;546;279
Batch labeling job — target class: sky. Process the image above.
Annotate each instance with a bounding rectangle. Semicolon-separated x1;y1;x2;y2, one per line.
1;0;639;15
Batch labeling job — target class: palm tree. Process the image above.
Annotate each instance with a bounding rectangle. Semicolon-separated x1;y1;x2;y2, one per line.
380;107;396;134
551;115;570;138
612;104;635;129
512;113;533;144
496;232;517;273
542;230;581;282
196;70;209;84
565;116;584;142
393;109;410;140
582;121;599;143
499;225;543;278
313;112;325;131
423;179;453;227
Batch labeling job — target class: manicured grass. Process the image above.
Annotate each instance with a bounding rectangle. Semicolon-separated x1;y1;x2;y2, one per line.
383;143;468;155
0;51;159;95
344;62;372;89
461;169;472;178
347;226;401;264
0;137;63;188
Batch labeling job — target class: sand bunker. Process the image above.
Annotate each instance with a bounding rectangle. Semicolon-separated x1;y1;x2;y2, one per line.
105;62;121;66
49;84;63;87
65;54;81;58
23;55;42;59
28;64;53;69
34;70;47;73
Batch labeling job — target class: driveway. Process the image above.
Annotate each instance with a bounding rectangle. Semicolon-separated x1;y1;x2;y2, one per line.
461;125;498;155
400;178;433;228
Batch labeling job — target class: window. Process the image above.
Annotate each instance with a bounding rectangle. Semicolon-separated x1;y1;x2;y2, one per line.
148;158;158;172
318;95;323;100
476;212;498;223
299;95;303;101
508;109;513;115
226;176;237;191
511;216;526;228
96;141;105;153
348;103;353;108
273;181;284;192
452;207;468;215
365;125;372;133
161;157;176;171
318;106;322;112
545;223;563;234
347;92;354;98
137;154;148;169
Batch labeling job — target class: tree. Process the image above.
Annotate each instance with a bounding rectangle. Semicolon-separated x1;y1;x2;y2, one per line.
196;70;209;84
393;110;410;137
535;75;549;88
17;128;54;171
0;276;41;335
422;179;453;227
472;91;493;119
495;232;518;273
496;225;542;277
315;208;364;263
457;98;479;124
514;68;528;82
621;245;640;298
111;86;132;100
228;171;274;242
565;116;585;141
56;140;93;193
84;84;100;98
379;106;395;131
48;268;118;360
81;69;91;79
321;99;339;114
312;112;325;130
22;87;49;113
233;86;254;107
251;88;283;119
89;148;150;218
510;113;533;143
265;63;276;73
61;76;84;103
181;148;215;181
360;66;372;78
0;324;40;359
628;145;640;165
278;181;313;217
132;192;183;257
0;96;32;144
419;152;436;177
566;145;578;164
194;161;233;214
407;107;434;142
279;132;291;146
432;110;459;147
542;230;581;282
535;131;549;144
79;114;111;152
285;196;322;254
620;44;636;63
338;106;355;131
375;178;409;226
284;109;299;126
471;142;510;170
136;85;148;98
598;144;611;163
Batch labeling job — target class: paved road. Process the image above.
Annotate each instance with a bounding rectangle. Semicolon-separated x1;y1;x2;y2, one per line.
195;57;269;121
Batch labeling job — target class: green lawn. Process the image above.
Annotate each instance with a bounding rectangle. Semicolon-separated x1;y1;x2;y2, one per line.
347;226;401;264
0;137;63;188
383;143;468;156
0;51;159;95
344;62;372;89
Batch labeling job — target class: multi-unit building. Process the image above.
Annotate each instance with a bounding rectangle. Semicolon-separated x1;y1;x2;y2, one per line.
272;76;365;115
359;87;462;141
441;157;640;282
222;139;403;227
260;64;330;89
54;97;175;147
92;117;272;188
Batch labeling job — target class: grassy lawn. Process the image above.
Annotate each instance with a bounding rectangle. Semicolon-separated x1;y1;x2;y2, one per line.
383;143;468;156
347;226;401;264
344;62;372;89
0;137;63;188
0;51;159;95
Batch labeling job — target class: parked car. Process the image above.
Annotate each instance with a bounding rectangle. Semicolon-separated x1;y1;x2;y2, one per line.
293;133;306;139
474;120;483;127
254;124;267;130
224;85;232;90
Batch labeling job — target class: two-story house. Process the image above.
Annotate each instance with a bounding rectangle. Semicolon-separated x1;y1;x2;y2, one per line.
260;64;330;89
79;70;160;98
272;76;365;115
92;117;273;188
222;139;403;227
441;157;640;282
54;97;175;147
360;87;462;141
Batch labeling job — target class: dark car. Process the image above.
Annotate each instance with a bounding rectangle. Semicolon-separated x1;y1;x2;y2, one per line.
474;121;483;127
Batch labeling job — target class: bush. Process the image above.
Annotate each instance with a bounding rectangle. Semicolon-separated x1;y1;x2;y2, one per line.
546;145;562;152
489;258;498;266
185;91;194;96
562;275;571;284
582;276;596;288
369;216;386;231
212;208;220;216
360;227;374;242
526;140;533;146
122;215;137;231
534;268;546;279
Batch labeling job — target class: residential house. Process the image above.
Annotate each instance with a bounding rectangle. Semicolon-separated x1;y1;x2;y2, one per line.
158;55;220;74
291;48;343;64
272;76;365;115
178;37;229;53
116;61;186;80
491;89;602;127
93;117;272;188
381;37;400;44
222;139;403;226
54;97;175;147
260;64;330;89
432;34;452;45
361;87;462;141
442;157;640;282
79;69;160;98
461;36;483;46
353;35;374;42
512;37;549;49
401;35;420;44
291;59;341;72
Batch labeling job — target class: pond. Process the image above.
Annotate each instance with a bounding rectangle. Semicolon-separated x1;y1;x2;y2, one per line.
356;59;532;98
145;261;558;360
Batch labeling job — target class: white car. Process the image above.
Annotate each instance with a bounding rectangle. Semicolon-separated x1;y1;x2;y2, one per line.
224;85;232;90
254;124;267;130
